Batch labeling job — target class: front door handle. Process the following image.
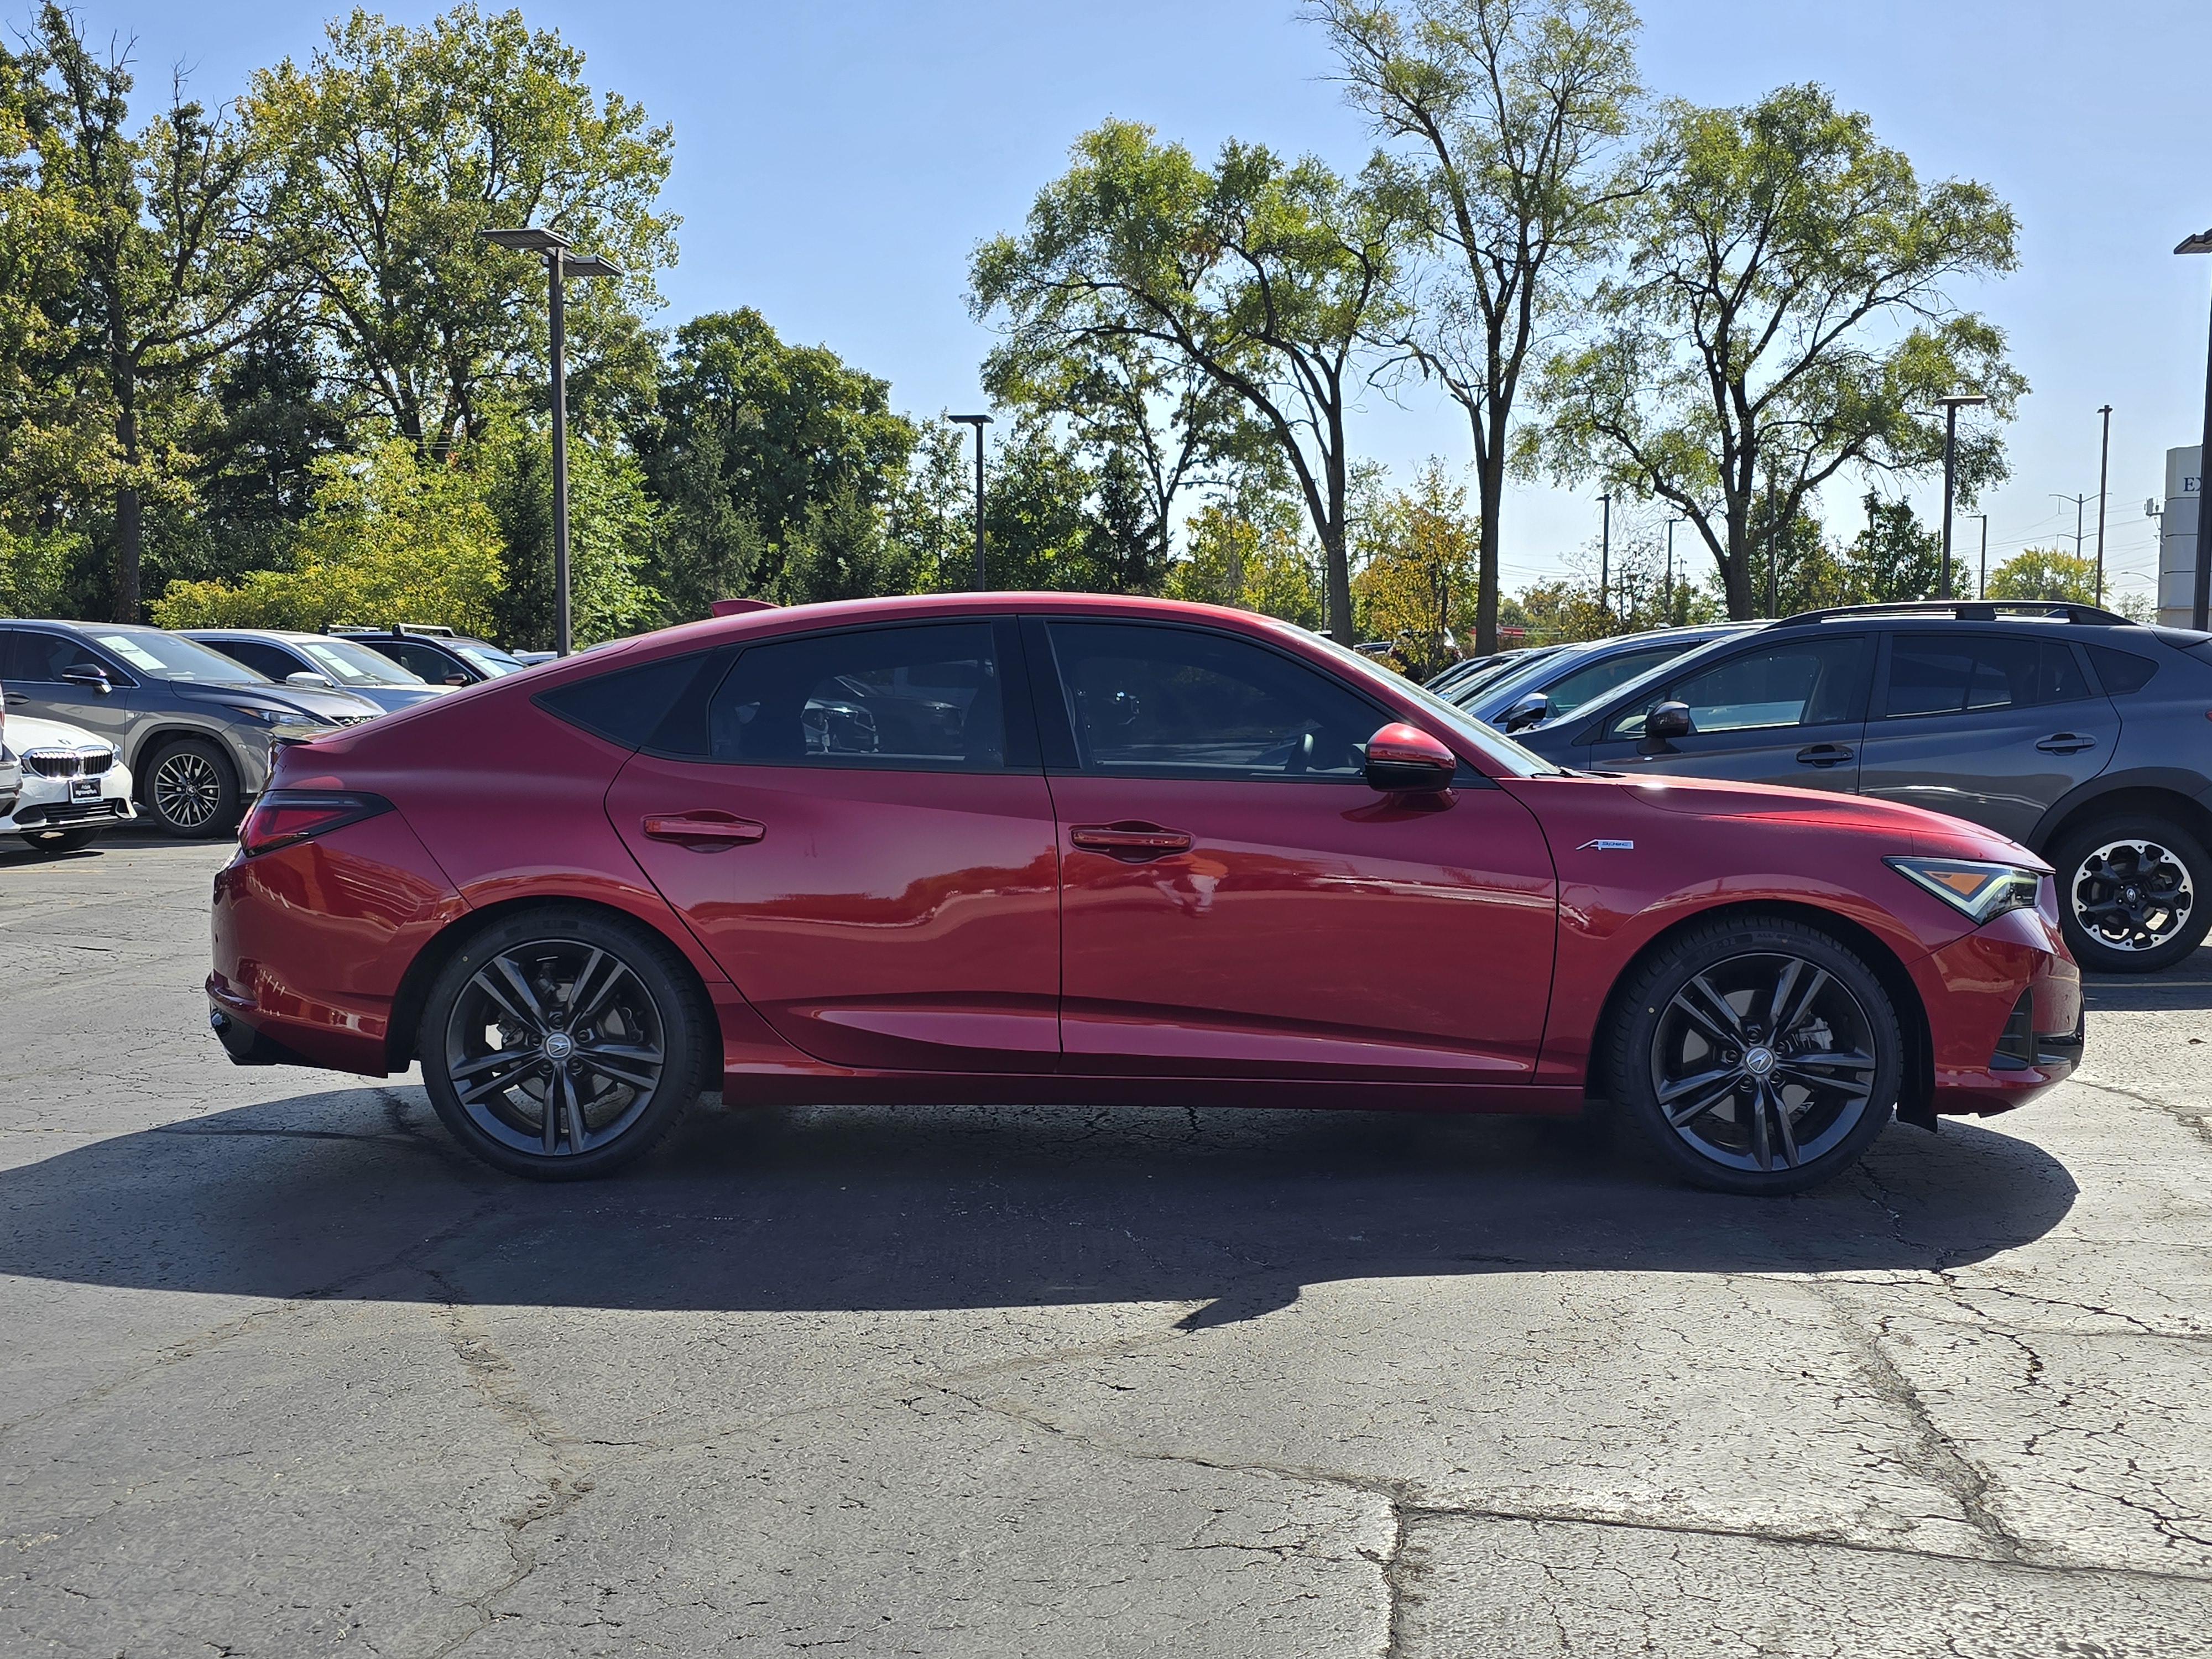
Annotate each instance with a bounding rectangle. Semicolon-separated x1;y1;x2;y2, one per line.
2036;733;2097;754
1069;821;1194;861
1794;743;1854;768
641;811;766;851
2;693;26;707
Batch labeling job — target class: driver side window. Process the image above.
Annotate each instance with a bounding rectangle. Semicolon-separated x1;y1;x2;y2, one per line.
1045;621;1381;780
1605;637;1870;739
0;629;109;685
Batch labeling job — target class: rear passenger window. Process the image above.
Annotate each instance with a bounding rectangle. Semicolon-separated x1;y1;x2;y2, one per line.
2086;645;2159;696
1883;635;2087;718
705;623;1008;770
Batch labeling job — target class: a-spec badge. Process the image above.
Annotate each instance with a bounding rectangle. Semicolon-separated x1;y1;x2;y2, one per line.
1577;839;1635;851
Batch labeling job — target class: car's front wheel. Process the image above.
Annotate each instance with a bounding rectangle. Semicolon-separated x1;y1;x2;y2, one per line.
1610;914;1903;1196
2050;817;2209;974
418;907;708;1181
143;737;241;838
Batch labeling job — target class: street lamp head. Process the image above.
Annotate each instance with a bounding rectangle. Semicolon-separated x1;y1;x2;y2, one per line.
561;253;625;280
2176;228;2212;255
948;414;994;429
1938;394;1990;410
482;226;570;253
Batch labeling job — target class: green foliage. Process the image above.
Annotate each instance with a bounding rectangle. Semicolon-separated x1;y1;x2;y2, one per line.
1987;547;2100;604
1538;82;2024;618
1847;494;1948;603
1168;475;1324;628
243;4;676;456
971;118;1412;639
480;420;660;648
1352;460;1481;675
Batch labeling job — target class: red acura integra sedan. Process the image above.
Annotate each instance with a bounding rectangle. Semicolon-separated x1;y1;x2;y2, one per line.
207;594;2083;1196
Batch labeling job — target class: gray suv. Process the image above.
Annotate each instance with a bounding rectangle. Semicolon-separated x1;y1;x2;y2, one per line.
1514;602;2212;973
0;621;383;837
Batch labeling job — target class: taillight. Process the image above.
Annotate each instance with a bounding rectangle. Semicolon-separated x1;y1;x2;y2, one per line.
238;790;393;855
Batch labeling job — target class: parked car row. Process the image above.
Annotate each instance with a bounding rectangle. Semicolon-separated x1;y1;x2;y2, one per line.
0;620;527;848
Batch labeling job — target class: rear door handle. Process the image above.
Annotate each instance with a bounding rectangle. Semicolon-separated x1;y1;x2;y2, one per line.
1794;743;1854;767
1069;821;1194;861
2036;733;2096;754
641;811;766;850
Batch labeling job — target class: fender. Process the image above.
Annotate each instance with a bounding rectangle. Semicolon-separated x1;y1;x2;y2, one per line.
2025;765;2212;854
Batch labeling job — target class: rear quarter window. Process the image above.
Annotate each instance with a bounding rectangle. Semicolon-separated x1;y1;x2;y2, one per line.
536;653;720;750
2086;644;2159;696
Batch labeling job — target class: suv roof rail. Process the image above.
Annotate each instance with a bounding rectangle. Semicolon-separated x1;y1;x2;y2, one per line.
1773;599;2138;628
328;622;457;637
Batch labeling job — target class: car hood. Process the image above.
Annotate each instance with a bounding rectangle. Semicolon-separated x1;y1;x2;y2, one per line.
170;681;384;721
4;714;110;753
1593;773;2047;869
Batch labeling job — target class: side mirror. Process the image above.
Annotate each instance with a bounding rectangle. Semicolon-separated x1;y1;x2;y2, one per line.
60;667;112;695
443;674;469;687
285;671;335;689
1363;722;1458;792
1639;700;1692;755
1500;690;1552;733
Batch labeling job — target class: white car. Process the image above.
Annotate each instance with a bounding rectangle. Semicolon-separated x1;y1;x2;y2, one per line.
2;713;137;852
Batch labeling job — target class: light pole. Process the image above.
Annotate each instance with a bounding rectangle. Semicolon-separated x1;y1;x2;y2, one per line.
1964;513;1987;598
949;415;993;589
1938;394;1989;601
1663;517;1682;622
1598;493;1611;617
482;226;625;657
2095;404;2113;606
2179;227;2212;630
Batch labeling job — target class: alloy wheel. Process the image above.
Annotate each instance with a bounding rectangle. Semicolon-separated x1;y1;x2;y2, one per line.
1648;951;1882;1175
153;750;222;831
442;938;669;1159
2069;838;2193;956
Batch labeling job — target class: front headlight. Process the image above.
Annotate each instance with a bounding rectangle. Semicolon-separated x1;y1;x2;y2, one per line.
225;704;335;735
1886;856;2043;925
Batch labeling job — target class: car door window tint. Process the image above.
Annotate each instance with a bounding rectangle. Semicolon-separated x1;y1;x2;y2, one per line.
220;640;301;680
1606;638;1870;738
539;653;719;752
389;643;457;681
1884;635;2087;719
1047;621;1380;779
1540;645;1688;715
2;630;108;684
707;623;1005;770
2086;644;2158;696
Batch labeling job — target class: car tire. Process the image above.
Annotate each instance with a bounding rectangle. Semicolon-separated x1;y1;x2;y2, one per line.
143;737;241;838
418;907;708;1181
2049;817;2210;975
23;827;99;853
1609;912;1902;1196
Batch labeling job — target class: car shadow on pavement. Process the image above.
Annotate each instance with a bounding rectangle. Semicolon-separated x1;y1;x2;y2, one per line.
0;1084;2077;1324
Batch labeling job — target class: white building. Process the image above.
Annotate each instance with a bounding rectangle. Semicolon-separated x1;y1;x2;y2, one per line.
2160;444;2203;627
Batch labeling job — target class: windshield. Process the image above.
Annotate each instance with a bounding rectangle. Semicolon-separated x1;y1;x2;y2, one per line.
93;630;267;684
1298;629;1566;778
1444;648;1563;707
455;641;526;677
295;637;426;686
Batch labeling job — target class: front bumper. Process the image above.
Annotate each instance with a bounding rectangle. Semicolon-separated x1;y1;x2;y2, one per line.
3;768;137;834
1910;906;2083;1118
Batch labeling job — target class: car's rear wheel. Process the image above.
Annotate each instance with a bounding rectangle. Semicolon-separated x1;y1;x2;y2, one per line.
22;827;99;853
2050;816;2209;974
143;737;241;838
418;907;708;1181
1610;914;1902;1196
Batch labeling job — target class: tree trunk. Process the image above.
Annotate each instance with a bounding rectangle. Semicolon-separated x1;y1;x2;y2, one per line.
1721;503;1753;620
1323;526;1355;644
1474;440;1506;655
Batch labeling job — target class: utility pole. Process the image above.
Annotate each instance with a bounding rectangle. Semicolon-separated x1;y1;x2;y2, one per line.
1663;518;1682;623
2178;227;2212;630
1939;394;1987;602
949;415;994;588
1598;493;1611;617
2095;405;2113;606
2052;493;2088;562
1964;514;1988;599
1765;479;1778;616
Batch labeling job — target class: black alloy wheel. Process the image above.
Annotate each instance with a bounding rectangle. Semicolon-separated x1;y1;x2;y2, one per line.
1612;914;1902;1196
2051;817;2210;975
23;827;99;853
143;737;241;838
418;907;708;1180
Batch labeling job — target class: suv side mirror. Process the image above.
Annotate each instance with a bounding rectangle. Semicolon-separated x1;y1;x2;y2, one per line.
1640;700;1692;755
1499;690;1552;733
1363;722;1457;792
60;666;113;695
443;673;469;687
284;671;335;689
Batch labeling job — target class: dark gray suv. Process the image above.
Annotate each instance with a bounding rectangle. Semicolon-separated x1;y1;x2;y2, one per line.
1514;602;2212;973
0;621;383;837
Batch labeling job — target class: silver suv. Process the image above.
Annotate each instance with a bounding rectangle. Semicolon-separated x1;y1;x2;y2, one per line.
0;621;383;837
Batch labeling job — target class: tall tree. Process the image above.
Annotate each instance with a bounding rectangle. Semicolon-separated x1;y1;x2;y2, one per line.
244;4;675;458
15;5;294;619
972;119;1410;639
1317;0;1643;653
1537;84;2023;618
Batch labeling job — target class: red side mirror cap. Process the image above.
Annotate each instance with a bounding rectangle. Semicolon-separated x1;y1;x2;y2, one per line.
1363;722;1457;792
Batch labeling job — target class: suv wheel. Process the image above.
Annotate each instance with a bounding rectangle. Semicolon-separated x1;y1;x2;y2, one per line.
418;907;708;1181
1610;913;1902;1196
2051;817;2210;974
143;737;241;838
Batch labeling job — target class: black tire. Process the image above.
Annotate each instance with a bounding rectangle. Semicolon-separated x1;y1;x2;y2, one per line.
142;737;241;838
418;906;708;1181
2049;816;2210;975
22;827;99;853
1609;912;1903;1196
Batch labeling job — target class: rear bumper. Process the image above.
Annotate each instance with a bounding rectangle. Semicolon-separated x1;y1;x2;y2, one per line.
1911;910;2083;1118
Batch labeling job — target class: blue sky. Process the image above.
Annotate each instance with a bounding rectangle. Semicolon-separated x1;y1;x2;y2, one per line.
117;0;2212;603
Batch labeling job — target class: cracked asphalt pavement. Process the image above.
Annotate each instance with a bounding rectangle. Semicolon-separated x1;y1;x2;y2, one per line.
4;834;2210;1656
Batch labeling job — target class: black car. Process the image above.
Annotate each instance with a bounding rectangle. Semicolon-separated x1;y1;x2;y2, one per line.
1512;601;2212;973
330;625;530;686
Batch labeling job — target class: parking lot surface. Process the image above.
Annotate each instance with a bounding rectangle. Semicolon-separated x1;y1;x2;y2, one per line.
3;834;2210;1657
